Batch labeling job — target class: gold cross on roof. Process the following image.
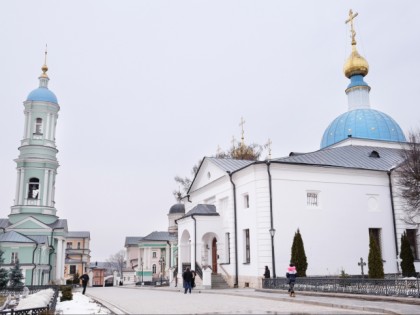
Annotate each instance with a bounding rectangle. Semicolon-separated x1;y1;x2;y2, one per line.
345;9;358;45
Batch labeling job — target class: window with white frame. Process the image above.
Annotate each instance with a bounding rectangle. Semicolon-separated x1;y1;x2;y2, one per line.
219;197;228;215
35;118;43;134
152;252;157;258
152;264;156;274
66;242;72;249
69;265;76;275
243;229;250;263
11;252;18;264
77;242;81;249
306;191;319;207
243;194;249;209
28;178;40;199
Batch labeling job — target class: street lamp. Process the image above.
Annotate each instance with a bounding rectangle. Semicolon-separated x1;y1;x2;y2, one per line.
269;228;276;278
159;257;165;285
140;258;144;285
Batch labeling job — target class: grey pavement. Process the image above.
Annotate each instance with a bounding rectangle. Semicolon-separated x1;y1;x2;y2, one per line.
81;285;420;314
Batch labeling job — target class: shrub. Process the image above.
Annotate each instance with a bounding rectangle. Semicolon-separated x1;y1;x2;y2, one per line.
59;285;73;302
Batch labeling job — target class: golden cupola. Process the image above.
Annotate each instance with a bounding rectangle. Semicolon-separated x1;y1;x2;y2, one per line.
343;10;369;78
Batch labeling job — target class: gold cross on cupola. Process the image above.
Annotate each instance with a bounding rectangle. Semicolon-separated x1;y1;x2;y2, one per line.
345;9;359;46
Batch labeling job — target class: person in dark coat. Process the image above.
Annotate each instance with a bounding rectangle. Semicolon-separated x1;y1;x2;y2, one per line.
263;266;271;278
286;263;297;297
182;267;193;294
80;272;90;295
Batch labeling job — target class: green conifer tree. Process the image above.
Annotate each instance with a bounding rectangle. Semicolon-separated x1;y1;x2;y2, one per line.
0;249;9;289
9;260;24;288
400;232;416;277
368;233;384;279
290;229;308;277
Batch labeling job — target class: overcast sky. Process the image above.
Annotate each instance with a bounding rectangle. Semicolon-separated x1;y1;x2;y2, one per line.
1;1;419;262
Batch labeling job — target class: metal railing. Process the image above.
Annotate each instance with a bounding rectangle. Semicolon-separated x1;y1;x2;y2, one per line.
262;277;420;298
0;285;59;314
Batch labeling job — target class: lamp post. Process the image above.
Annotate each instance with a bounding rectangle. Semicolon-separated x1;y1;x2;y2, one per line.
140;258;144;285
159;257;165;285
269;228;276;278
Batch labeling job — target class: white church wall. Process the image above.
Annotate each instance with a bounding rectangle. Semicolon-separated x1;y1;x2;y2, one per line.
271;163;399;276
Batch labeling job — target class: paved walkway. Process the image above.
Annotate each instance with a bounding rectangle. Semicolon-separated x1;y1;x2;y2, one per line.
82;285;420;314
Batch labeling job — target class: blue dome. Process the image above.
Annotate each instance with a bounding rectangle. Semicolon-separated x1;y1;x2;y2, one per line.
27;87;58;103
321;109;406;148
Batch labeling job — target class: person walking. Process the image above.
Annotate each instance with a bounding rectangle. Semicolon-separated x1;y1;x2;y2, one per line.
182;267;193;294
79;272;90;295
286;263;297;297
263;266;271;278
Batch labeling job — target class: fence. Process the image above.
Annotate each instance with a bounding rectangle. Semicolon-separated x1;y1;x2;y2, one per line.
0;285;59;314
262;277;420;298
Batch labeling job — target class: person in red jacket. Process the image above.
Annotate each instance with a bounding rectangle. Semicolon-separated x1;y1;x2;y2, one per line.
286;263;297;297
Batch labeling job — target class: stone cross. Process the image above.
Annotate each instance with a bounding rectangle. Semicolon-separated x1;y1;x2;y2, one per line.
358;257;366;275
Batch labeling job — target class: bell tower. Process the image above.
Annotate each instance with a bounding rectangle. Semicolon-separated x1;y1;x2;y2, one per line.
9;50;60;225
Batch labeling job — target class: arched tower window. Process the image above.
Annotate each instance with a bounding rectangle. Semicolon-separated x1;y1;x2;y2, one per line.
35;118;43;134
28;178;40;199
152;264;156;274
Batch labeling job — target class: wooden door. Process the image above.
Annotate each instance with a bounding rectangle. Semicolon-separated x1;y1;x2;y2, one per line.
212;238;218;273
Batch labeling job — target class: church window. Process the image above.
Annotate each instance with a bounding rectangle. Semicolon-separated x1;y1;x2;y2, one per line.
152;264;156;274
28;178;40;199
35;118;43;134
243;229;250;263
306;191;319;207
69;265;76;275
243;194;249;209
153;252;157;258
11;252;18;264
67;242;72;249
369;228;382;255
406;229;418;260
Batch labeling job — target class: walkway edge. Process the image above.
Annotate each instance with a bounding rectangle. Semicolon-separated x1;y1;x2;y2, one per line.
86;293;130;315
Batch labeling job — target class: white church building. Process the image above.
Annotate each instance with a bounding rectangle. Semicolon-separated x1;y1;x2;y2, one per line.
175;13;419;289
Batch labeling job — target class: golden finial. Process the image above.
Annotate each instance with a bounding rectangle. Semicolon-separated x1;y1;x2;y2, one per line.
266;138;272;160
343;10;369;78
41;44;49;78
345;10;358;46
239;117;246;146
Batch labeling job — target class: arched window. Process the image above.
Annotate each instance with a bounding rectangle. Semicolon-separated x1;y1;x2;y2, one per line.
152;264;156;274
28;178;40;199
35;118;43;134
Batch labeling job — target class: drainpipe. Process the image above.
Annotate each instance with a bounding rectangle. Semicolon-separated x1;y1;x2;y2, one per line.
266;161;276;278
191;215;197;270
227;171;239;288
48;227;60;282
31;242;39;285
387;170;400;273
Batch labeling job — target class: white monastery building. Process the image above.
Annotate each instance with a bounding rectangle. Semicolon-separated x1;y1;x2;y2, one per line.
175;11;419;289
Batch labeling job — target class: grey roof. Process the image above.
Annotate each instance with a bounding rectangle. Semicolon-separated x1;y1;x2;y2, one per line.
180;204;220;220
0;219;10;229
125;236;144;246
26;235;49;244
0;231;36;244
169;203;185;214
142;231;177;242
67;231;90;238
275;145;405;171
48;219;68;229
206;157;254;173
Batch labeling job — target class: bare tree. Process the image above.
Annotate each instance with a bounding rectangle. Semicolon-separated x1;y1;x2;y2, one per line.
396;130;420;226
107;250;126;279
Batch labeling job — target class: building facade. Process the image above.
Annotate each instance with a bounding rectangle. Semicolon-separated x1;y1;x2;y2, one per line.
176;13;419;289
64;231;91;282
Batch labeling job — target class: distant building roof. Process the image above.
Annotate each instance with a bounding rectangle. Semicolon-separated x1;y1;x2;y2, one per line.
67;231;90;238
142;231;177;242
0;231;36;244
125;236;144;246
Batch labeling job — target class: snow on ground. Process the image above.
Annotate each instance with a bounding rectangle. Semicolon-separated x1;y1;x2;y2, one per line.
16;288;54;310
56;292;111;315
